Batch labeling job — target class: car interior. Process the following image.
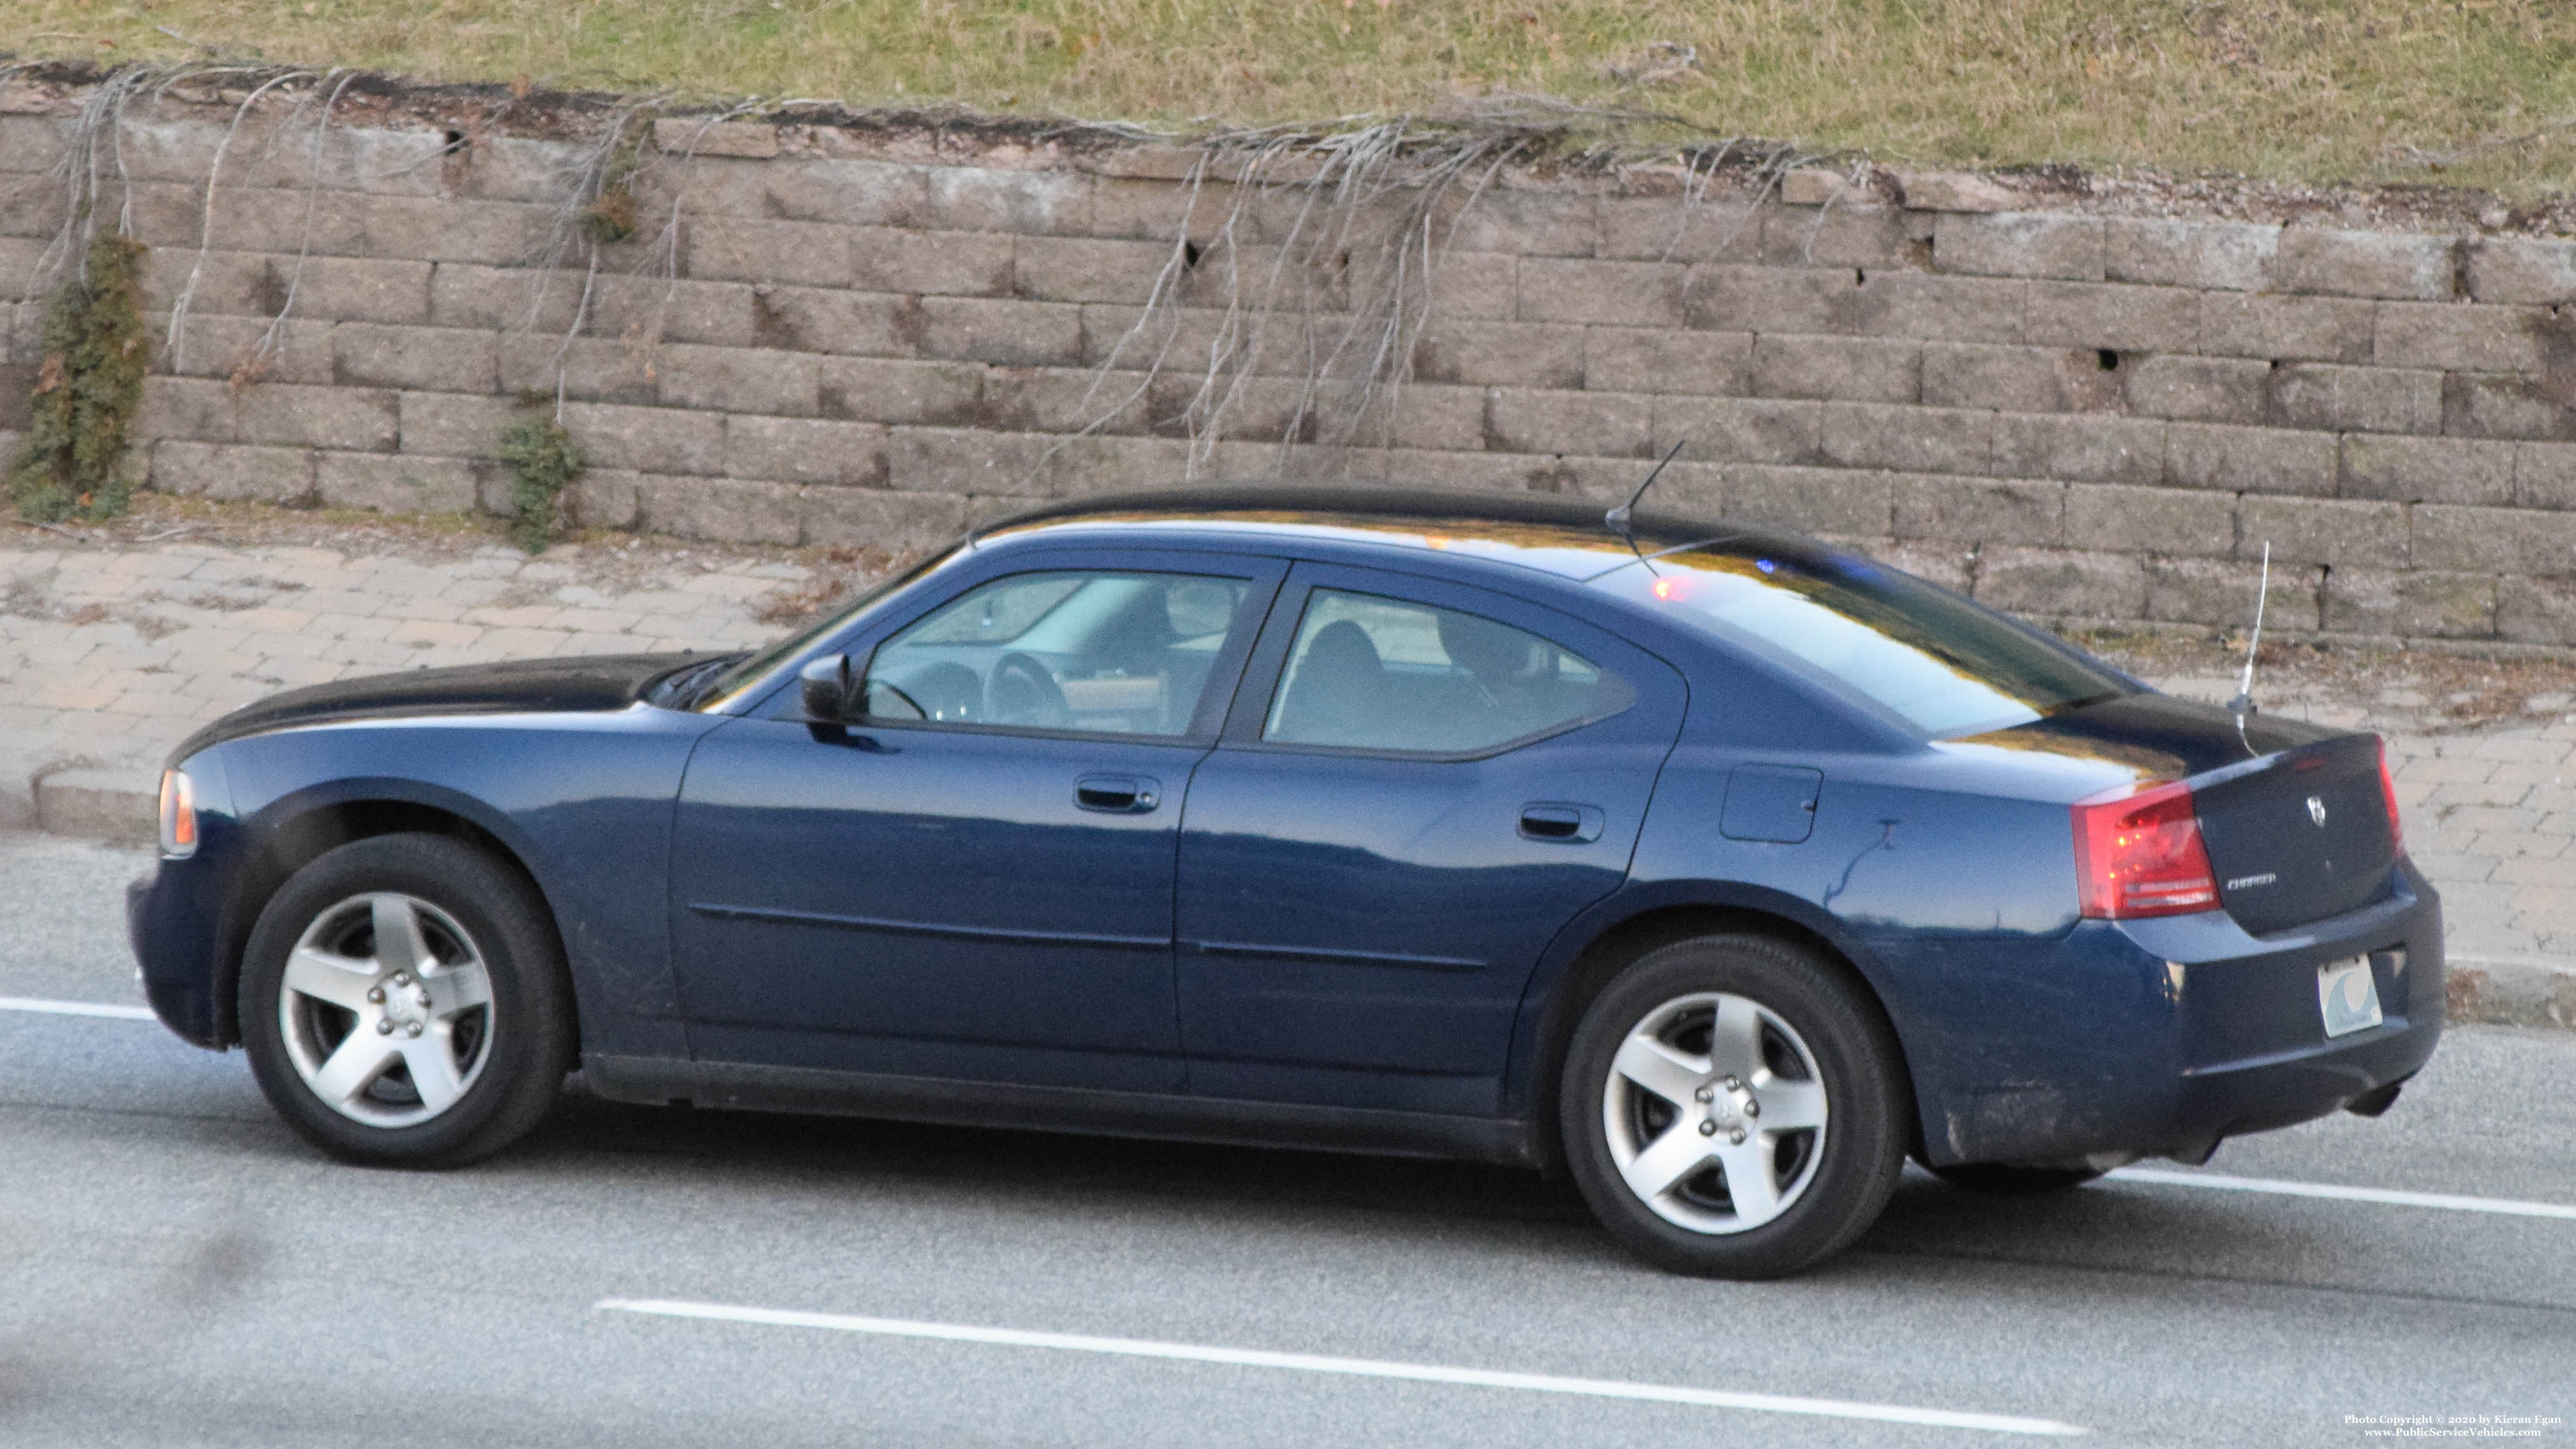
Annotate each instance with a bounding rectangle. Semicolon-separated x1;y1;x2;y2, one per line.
869;572;1246;736
1264;589;1624;754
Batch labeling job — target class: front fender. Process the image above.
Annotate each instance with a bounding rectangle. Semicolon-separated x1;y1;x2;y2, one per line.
210;706;724;1058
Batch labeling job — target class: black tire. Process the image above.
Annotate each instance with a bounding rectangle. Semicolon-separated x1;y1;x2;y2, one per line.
1559;933;1910;1279
239;832;574;1168
1926;1161;2107;1195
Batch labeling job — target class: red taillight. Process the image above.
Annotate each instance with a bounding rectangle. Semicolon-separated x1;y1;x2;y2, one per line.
2072;780;2218;919
2377;738;2405;857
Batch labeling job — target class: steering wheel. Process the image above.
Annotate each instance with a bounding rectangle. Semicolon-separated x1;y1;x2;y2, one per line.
903;663;985;722
987;652;1073;729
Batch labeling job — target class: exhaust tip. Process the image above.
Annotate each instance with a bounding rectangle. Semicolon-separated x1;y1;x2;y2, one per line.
2162;1135;2223;1167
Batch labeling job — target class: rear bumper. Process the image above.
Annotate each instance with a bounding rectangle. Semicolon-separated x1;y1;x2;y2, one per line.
2168;995;2434;1147
1916;861;2443;1167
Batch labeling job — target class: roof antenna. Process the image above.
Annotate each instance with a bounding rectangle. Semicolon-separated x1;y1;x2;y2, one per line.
2225;541;2271;726
1607;438;1688;539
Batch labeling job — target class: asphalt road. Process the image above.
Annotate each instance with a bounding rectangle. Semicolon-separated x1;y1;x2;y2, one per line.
2;831;2569;1448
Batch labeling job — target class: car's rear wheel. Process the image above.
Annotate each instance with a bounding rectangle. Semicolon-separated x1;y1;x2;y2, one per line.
239;833;572;1168
1560;933;1908;1278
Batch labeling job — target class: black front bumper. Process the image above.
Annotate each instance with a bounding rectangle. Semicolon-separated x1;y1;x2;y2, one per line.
128;861;229;1050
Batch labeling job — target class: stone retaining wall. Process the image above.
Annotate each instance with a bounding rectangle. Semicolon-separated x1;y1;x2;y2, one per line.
5;81;2576;647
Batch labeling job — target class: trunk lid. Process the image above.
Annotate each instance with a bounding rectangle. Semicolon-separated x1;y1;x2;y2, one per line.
2194;734;2399;935
1961;694;2401;934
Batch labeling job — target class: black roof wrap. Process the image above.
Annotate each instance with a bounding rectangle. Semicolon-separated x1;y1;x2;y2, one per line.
166;652;703;765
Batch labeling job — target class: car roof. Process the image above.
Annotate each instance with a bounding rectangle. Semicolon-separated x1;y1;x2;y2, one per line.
973;483;1821;583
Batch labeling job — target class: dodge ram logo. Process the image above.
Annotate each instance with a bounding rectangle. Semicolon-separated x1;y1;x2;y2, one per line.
2307;796;2329;828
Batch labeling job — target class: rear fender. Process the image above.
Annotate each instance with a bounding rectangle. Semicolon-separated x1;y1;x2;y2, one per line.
1500;879;1917;1166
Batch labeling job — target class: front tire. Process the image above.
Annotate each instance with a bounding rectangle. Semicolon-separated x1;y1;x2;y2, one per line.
1560;934;1909;1278
239;833;573;1168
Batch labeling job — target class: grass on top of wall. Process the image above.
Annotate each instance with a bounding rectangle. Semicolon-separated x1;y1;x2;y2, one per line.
11;0;2576;195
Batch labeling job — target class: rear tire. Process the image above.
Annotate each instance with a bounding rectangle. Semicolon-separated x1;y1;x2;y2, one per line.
1559;933;1908;1279
239;832;573;1168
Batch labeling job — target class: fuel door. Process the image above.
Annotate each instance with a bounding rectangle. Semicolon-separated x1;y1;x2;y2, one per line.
1722;764;1823;844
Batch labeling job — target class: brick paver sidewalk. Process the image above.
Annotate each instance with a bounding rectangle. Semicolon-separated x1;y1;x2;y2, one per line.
2143;669;2575;1022
1;534;799;830
4;528;2568;1027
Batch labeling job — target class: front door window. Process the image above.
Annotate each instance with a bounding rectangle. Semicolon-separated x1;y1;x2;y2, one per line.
870;571;1251;736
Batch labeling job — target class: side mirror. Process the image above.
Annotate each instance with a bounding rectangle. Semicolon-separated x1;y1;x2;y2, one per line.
798;654;854;722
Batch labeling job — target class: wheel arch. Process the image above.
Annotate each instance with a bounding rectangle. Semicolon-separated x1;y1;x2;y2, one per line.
212;790;570;1051
1507;887;1922;1175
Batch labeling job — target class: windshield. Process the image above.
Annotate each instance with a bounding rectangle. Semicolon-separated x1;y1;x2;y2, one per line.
692;546;962;711
1590;544;2133;738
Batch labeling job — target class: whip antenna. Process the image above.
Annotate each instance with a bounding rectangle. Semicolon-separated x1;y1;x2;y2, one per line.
2227;541;2271;722
1607;439;1688;537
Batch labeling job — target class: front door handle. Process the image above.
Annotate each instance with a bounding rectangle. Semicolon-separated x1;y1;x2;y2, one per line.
1520;802;1604;842
1077;774;1161;814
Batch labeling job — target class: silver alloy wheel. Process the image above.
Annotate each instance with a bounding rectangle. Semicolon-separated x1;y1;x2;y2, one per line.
277;893;496;1128
1602;990;1830;1234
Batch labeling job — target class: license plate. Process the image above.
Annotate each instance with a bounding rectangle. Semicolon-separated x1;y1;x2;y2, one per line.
2318;956;2384;1038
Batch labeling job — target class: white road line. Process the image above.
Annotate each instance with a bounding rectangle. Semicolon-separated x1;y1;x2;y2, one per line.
597;1297;2087;1437
2110;1167;2576;1222
0;995;157;1021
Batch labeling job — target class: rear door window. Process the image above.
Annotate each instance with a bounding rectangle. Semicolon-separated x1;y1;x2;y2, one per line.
1262;588;1635;755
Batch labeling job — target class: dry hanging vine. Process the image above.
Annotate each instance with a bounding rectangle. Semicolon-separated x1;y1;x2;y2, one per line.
3;61;1855;536
1054;107;1819;482
578;112;656;243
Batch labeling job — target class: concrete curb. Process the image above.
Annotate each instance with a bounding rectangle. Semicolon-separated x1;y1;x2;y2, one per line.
2448;955;2576;1032
33;767;156;849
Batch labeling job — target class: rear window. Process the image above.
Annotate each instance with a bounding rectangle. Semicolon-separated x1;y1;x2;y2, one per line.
1591;546;2133;738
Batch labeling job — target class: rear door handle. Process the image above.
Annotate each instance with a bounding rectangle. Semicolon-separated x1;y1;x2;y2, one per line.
1077;774;1161;813
1519;803;1604;842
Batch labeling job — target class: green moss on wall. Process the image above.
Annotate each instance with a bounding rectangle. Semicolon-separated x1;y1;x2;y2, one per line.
497;408;584;553
10;233;150;525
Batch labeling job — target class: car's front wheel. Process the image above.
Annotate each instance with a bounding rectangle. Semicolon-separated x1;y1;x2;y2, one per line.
239;833;573;1167
1560;933;1910;1278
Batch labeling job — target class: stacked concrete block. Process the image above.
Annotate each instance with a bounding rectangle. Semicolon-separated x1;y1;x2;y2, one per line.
3;93;2574;645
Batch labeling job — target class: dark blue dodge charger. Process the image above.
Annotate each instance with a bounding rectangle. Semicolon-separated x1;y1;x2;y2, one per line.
129;487;2440;1277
